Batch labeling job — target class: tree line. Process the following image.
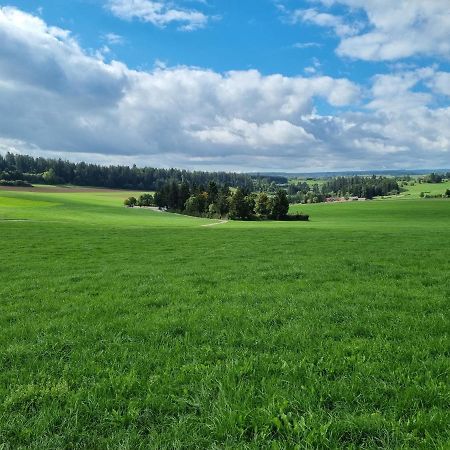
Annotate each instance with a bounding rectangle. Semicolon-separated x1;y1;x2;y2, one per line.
0;152;254;190
286;175;401;203
322;175;400;199
125;181;309;221
421;172;449;184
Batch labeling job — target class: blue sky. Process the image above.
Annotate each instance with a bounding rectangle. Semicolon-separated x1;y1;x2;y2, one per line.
0;1;449;171
12;1;392;80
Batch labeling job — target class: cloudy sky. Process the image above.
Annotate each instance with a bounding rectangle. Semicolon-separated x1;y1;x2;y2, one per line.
0;1;449;171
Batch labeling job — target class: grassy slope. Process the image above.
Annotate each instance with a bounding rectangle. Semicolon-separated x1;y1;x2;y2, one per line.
0;188;449;449
399;181;450;199
288;178;450;199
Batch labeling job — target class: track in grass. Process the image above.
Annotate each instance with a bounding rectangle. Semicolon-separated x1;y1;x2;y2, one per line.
202;220;229;227
0;188;449;448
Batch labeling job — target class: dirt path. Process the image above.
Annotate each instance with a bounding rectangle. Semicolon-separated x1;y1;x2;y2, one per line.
142;206;166;213
141;207;228;226
201;220;228;227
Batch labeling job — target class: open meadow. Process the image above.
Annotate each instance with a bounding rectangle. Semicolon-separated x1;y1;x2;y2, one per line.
399;181;450;199
1;187;449;449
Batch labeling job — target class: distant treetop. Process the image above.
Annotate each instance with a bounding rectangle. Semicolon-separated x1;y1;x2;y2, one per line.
0;152;254;191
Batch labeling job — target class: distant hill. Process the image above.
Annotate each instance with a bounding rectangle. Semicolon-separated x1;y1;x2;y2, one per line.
251;169;450;179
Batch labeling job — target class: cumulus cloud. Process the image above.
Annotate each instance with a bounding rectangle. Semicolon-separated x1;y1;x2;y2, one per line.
106;0;209;31
0;6;449;171
300;0;450;61
366;68;435;112
190;119;316;149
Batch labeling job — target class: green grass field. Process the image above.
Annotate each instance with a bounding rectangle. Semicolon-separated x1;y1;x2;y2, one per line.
1;187;449;449
399;181;450;199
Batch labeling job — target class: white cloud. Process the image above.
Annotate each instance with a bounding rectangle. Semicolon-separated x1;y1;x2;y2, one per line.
293;8;361;37
190;119;316;149
306;0;450;61
106;0;209;31
293;42;322;49
428;71;450;97
103;32;124;45
0;7;449;171
366;68;435;112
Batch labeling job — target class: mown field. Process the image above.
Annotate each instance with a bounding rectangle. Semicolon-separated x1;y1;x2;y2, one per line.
0;187;449;449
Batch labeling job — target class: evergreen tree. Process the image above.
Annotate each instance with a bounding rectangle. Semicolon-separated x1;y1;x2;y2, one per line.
207;181;219;204
154;191;164;208
179;181;191;210
0;152;255;190
168;181;179;209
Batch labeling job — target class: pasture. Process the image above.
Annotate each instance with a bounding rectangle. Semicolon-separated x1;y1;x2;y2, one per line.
400;180;450;199
0;187;449;449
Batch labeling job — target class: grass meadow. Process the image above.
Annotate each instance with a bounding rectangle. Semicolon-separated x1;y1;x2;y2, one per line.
0;187;449;449
399;181;450;199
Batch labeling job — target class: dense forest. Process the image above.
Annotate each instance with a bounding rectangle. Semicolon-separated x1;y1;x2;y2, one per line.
0;152;255;190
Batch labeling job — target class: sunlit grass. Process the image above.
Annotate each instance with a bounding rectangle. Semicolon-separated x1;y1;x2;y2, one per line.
399;180;450;198
1;189;449;448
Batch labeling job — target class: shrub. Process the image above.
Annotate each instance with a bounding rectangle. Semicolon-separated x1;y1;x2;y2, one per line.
208;202;220;218
124;197;137;207
0;179;32;187
282;213;310;221
137;193;154;207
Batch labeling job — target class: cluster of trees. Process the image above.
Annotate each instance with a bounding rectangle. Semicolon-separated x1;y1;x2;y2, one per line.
252;175;288;193
287;182;325;204
423;173;447;184
0;152;254;191
411;172;450;184
287;181;311;195
322;176;400;199
124;193;154;207
226;189;292;220
133;180;308;221
285;176;400;203
254;174;289;184
288;191;326;204
254;179;286;193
